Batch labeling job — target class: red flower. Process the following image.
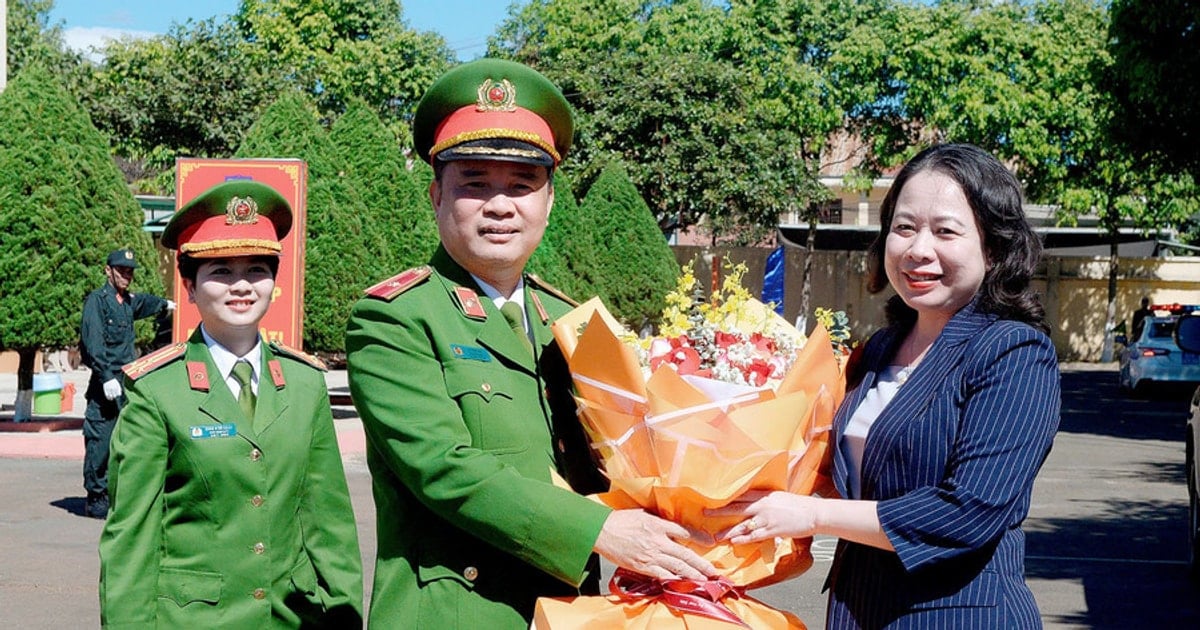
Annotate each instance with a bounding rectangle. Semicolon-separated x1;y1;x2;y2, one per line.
713;331;741;349
742;360;774;387
748;332;776;354
650;337;703;375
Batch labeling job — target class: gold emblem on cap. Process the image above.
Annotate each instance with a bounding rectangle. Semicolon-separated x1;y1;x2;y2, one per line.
226;196;260;225
477;78;517;112
124;251;133;260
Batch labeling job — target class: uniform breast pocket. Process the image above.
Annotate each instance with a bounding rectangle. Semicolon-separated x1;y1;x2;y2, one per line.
442;361;532;454
103;318;129;343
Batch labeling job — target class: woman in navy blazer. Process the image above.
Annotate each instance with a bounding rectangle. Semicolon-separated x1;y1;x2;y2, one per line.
714;143;1060;628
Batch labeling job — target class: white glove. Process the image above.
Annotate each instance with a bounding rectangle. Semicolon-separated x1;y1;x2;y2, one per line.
166;300;177;311
103;378;123;401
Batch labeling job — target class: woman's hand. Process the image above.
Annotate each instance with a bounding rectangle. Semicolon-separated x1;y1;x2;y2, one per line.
706;490;822;545
707;491;893;551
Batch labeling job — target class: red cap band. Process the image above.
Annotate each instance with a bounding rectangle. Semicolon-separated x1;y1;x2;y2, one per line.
430;105;559;163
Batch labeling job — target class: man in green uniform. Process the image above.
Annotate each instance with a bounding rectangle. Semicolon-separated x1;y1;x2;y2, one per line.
79;248;173;518
346;59;716;628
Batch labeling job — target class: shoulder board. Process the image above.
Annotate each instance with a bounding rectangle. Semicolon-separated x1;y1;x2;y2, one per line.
269;341;328;372
527;274;579;307
364;266;432;301
122;342;187;381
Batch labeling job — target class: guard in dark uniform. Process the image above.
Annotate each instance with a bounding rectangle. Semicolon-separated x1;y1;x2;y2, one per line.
79;248;173;518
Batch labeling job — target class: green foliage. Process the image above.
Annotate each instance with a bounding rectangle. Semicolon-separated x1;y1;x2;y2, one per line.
79;19;289;193
525;170;579;297
330;101;437;274
1108;0;1200;179
0;65;163;352
831;0;1109;201
5;0;83;81
235;94;380;352
492;0;833;245
234;0;455;139
542;169;603;302
580;162;679;328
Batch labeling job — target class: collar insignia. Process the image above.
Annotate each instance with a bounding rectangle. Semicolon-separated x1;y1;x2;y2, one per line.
454;286;488;319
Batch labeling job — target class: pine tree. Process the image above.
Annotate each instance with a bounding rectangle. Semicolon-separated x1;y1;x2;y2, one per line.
545;168;604;303
526;170;579;298
330;101;437;275
235;94;380;353
0;65;163;418
581;162;678;328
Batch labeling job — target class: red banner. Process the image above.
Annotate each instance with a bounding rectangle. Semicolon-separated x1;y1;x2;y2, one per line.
173;159;308;349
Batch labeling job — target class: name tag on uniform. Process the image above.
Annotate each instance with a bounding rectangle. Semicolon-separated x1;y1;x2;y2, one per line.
189;423;238;439
450;344;492;362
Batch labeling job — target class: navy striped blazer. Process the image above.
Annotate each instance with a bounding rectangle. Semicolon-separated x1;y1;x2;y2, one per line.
825;300;1060;629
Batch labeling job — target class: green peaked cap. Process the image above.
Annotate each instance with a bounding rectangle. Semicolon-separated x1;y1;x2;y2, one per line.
412;58;573;165
162;180;293;258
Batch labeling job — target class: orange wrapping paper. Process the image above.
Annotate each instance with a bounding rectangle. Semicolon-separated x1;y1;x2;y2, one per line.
534;593;807;629
540;299;846;627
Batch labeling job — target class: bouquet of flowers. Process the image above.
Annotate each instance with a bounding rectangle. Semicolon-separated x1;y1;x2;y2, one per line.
534;263;849;629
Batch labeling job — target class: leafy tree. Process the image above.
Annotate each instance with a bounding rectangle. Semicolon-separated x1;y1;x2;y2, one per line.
1107;0;1200;179
79;19;289;193
492;0;828;245
234;0;455;140
329;100;437;274
235;94;379;353
833;0;1109;201
580;162;679;328
0;65;162;418
5;0;83;82
1061;150;1199;359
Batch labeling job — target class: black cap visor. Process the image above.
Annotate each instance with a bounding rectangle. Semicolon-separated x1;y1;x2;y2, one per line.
435;138;554;167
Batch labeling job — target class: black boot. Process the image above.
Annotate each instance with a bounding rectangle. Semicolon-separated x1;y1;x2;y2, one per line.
85;491;109;519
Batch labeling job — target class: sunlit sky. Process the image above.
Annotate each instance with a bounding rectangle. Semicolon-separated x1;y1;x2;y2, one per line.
49;0;515;61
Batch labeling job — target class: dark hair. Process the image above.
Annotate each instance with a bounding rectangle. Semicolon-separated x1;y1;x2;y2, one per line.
177;254;280;282
866;143;1047;333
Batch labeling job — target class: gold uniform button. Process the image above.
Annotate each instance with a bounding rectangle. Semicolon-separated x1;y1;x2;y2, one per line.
481;382;492;393
252;588;266;600
463;566;479;581
251;495;264;507
250;448;262;462
252;542;265;554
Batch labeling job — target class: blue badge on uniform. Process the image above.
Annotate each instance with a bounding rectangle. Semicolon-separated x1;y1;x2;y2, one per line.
450;344;492;362
189;423;238;439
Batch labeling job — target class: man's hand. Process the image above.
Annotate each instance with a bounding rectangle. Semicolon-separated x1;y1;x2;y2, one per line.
102;379;122;401
592;509;718;582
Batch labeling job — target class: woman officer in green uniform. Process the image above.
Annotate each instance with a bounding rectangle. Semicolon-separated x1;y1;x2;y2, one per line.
99;181;363;628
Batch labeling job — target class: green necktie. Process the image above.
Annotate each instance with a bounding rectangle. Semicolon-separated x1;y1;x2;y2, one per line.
231;360;256;421
500;301;534;358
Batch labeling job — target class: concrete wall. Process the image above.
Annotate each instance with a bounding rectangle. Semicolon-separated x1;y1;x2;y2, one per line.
673;246;1200;362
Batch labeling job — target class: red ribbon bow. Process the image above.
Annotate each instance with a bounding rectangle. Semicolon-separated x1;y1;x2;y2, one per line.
609;568;750;628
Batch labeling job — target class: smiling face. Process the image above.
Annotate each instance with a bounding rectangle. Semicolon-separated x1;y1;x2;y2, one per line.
884;170;989;327
431;159;553;296
183;257;276;350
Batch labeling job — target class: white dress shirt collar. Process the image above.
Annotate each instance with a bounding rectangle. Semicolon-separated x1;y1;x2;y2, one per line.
199;324;262;397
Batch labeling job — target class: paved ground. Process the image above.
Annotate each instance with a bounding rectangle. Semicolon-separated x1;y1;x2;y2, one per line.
1;363;1198;628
